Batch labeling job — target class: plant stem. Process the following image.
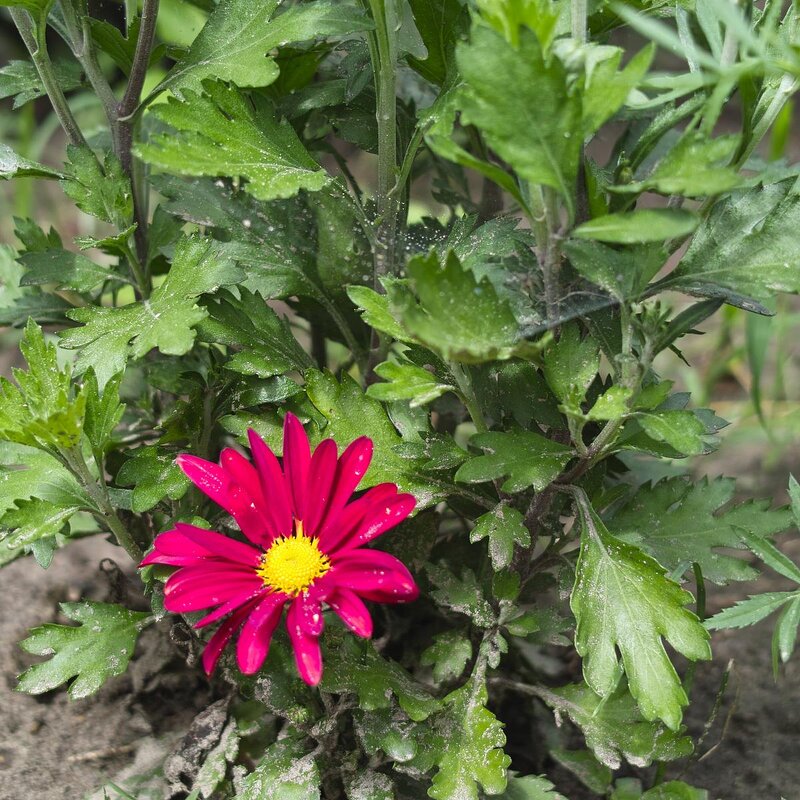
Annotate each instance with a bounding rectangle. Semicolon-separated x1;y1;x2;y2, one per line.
11;8;87;147
451;362;488;433
366;0;399;284
571;0;587;42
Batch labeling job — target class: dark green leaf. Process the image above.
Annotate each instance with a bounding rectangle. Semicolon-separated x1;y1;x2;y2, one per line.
116;446;192;512
470;503;530;570
550;748;612;795
0;59;83;109
420;630;472;683
18;249;119;293
0;143;63;180
233;736;320;799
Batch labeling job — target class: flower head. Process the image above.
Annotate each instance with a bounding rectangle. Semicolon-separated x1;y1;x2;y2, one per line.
140;414;418;685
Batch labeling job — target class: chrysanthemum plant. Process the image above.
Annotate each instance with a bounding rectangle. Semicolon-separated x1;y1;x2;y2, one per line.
3;0;800;796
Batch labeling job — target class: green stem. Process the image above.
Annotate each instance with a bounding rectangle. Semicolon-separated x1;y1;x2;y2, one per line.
571;0;587;42
366;0;399;284
451;362;488;433
11;8;87;147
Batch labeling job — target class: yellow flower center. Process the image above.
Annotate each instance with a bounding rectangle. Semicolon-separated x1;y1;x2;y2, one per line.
256;522;331;596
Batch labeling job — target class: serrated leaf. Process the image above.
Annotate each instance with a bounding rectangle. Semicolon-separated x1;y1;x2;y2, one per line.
0;143;63;180
397;251;529;363
60;146;133;228
587;386;633;421
2;498;83;547
152;0;372;97
471;504;530;570
304;369;444;508
641;781;708;800
637;410;707;456
18;249;119;293
116;446;192;512
573;209;699;244
197;288;312;377
16;601;149;699
347;284;409;341
60;235;243;386
233;736;320;800
0;59;83;109
571;494;711;730
83;371;125;457
455;430;572;493
705;591;798;630
137;81;329;202
456;24;580;214
610;476;792;584
662;179;800;312
428;677;511;800
540;681;694;770
368;360;455;407
543;322;600;404
498;774;567;799
421;630;472;683
738;527;800;584
427;563;495;628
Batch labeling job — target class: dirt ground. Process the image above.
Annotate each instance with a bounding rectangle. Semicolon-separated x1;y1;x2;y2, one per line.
1;438;799;800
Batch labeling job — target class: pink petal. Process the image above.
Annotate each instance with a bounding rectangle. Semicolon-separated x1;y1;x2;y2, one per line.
327;588;373;637
164;565;261;612
236;592;287;674
331;550;419;603
177;455;268;546
334;493;416;554
286;599;323;686
295;594;325;637
143;524;262;567
282;413;311;522
247;429;293;538
201;600;257;675
318;483;398;552
194;585;268;629
302;439;338;536
326;437;373;522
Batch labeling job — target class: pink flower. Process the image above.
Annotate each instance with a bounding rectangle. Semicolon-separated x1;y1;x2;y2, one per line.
139;414;418;685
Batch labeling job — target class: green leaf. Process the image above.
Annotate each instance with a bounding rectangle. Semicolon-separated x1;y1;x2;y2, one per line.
738;527;800;584
455;430;573;493
610;476;792;584
304;369;445;508
197;288;312;377
705;591;798;630
573;209;700;244
18;249;118;293
321;636;439;721
637;410;707;456
662;180;800;312
16;601;149;699
406;0;468;84
137;81;329;202
614;133;741;197
456;24;581;214
397;251;529;363
83;371;125;457
428;677;511;800
233;737;320;799
347;283;410;341
116;446;192;512
60;146;133;228
0;0;54;22
641;781;708;800
2;498;83;547
344;771;394;800
775;596;800;664
152;0;371;98
790;474;800;528
587;386;633;421
420;630;472;683
497;774;567;799
0;59;83;109
194;716;240;799
543;322;600;404
60;235;243;386
541;681;694;769
0;143;63;180
427;563;495;628
367;359;455;407
470;503;530;570
550;749;612;795
571;494;711;730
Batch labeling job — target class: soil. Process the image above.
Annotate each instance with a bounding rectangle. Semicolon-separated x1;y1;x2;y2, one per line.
1;447;799;800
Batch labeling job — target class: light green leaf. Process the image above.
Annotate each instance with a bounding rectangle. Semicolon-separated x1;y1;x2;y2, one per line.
152;0;372;98
137;81;329;202
347;284;409;341
497;774;567;799
662;180;800;313
428;677;511;800
775;596;800;664
470;503;530;570
456;24;581;213
455;430;573;493
197;288;312;378
641;781;708;800
587;386;633;421
0;143;63;180
16;601;149;699
610;476;792;584
543;322;599;404
420;630;472;683
705;591;798;630
573;209;700;244
233;737;320;800
2;498;83;547
540;681;694;769
60;235;243;386
637;410;707;456
367;360;455;407
571;494;711;730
